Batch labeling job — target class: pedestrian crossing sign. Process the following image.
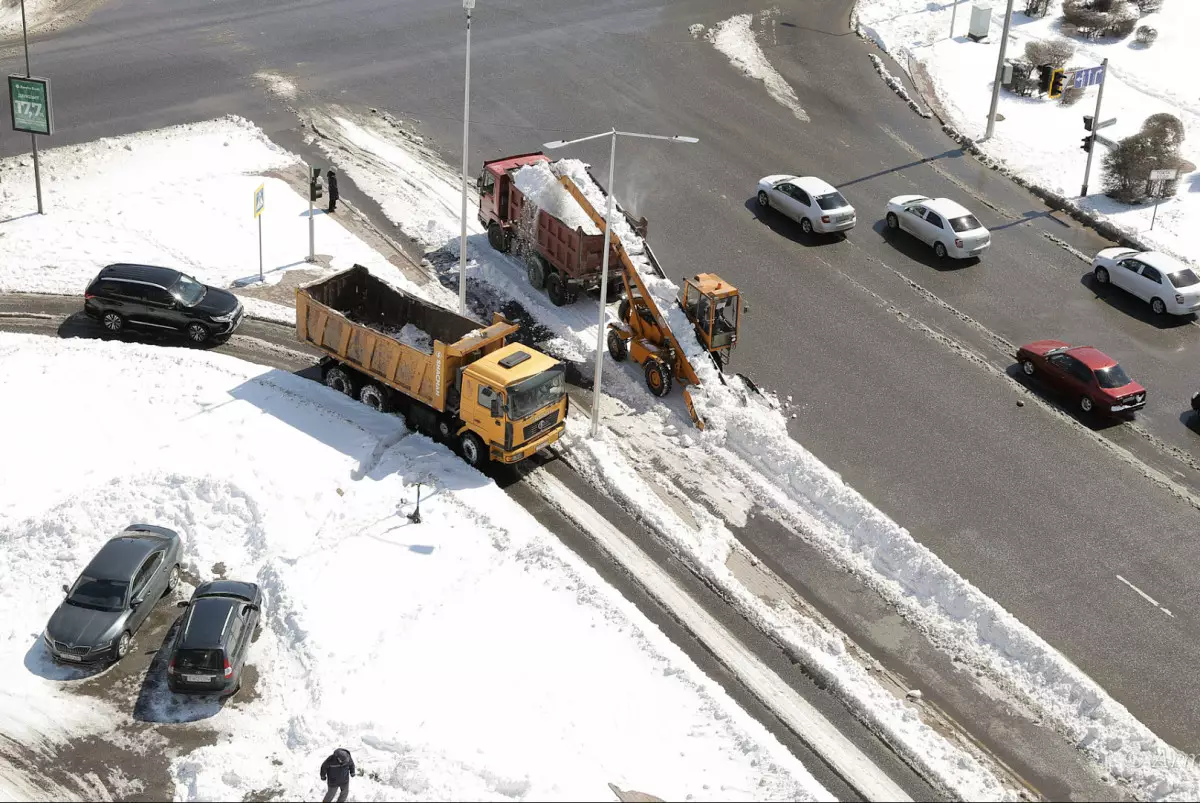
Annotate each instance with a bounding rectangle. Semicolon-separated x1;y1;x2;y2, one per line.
254;184;265;218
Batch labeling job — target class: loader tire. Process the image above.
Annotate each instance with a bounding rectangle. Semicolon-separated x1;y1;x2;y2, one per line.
546;273;568;307
488;222;508;253
607;329;628;362
617;298;631;324
324;366;355;397
644;360;672;397
527;256;547;289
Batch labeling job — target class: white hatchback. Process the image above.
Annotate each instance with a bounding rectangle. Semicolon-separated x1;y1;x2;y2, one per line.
885;195;991;259
756;175;856;235
1091;248;1200;316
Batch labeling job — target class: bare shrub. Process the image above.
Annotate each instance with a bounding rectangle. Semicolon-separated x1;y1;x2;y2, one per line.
1024;37;1076;67
1103;113;1187;202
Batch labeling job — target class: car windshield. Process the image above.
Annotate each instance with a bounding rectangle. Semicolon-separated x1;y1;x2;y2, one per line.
67;576;128;612
507;367;566;421
1166;269;1199;289
949;215;983;233
170;274;207;306
815;192;848;210
1095;364;1133;389
175;648;224;672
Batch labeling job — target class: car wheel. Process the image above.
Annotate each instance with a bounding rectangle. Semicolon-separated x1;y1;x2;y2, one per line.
800;218;813;235
1151;297;1166;315
115;631;132;660
324;366;354;396
359;383;390;413
166;564;180;594
886;212;899;230
1022;360;1035;376
607;329;628;362
1080;396;1095;414
102;311;124;333
757;190;769;208
460;431;487;468
934;242;948;259
186;322;210;344
1094;266;1110;285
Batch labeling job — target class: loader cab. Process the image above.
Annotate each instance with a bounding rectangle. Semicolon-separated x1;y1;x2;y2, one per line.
678;273;740;364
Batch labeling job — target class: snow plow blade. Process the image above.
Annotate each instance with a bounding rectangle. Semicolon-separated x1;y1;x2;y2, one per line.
683;389;705;431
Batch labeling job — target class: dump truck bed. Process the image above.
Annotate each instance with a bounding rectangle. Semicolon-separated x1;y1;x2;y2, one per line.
296;266;514;412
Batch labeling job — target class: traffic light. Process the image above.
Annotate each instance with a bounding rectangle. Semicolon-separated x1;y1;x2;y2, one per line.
1081;135;1094;153
309;166;324;202
1049;69;1066;99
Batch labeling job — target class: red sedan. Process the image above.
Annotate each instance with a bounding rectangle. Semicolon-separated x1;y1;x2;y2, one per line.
1016;340;1146;416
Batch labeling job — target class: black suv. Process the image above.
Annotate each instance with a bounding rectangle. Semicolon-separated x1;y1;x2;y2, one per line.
84;263;244;344
167;580;262;696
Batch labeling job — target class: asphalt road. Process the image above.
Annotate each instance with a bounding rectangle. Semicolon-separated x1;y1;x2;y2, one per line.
2;0;1199;783
0;296;940;801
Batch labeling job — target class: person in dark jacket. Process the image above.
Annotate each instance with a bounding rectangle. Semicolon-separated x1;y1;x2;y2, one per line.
326;169;340;213
320;748;356;802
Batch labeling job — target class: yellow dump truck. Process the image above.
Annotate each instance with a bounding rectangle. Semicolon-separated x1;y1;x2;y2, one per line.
296;265;568;468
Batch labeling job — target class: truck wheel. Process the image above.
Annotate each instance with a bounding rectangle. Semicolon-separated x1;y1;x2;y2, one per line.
617;298;631;323
359;383;390;413
488;223;508;253
324;366;355;396
436;418;454;442
546;273;568;307
460;432;488;468
527;256;547;289
644;360;672;397
607;330;628;362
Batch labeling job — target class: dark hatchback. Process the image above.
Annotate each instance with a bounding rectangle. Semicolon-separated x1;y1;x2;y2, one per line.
84;263;244;344
167;580;262;696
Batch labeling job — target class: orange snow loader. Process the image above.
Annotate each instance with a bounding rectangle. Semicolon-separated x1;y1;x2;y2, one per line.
557;179;743;430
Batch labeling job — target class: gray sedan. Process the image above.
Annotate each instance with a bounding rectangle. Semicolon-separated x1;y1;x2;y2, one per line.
44;525;183;664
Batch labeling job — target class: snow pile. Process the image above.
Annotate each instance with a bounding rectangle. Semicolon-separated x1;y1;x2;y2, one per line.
703;13;810;123
0;116;417;298
391;322;433;353
867;54;932;119
0;332;830;802
513;160;600;234
855;0;1200;263
0;0;45;38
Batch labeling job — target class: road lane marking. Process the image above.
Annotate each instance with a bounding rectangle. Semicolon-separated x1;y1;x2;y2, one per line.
1116;574;1175;618
529;468;912;802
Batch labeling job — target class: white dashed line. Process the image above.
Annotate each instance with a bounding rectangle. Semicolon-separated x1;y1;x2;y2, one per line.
1116;574;1175;618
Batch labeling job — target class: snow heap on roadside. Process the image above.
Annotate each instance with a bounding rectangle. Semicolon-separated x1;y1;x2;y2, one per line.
0;332;830;802
513;160;601;235
702;12;810;123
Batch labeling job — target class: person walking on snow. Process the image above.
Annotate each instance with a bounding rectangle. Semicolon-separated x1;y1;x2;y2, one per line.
326;169;340;213
320;747;356;802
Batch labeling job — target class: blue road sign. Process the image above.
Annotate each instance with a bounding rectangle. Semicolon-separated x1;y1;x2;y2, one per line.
1072;65;1105;90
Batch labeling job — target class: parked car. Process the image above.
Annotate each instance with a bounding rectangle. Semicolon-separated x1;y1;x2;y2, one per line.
167;580;263;696
44;525;183;664
885;195;990;259
1090;248;1200;316
1192;390;1200;413
1016;340;1146;416
756;175;856;235
84;263;244;344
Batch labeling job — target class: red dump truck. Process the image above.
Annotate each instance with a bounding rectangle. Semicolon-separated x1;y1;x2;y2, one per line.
478;152;643;307
296;266;568;468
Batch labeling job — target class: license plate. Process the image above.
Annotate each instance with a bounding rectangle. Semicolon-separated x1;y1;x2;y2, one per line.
183;674;214;683
59;653;81;662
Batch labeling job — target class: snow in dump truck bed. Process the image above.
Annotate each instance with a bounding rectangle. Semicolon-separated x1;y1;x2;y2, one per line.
512;160;601;235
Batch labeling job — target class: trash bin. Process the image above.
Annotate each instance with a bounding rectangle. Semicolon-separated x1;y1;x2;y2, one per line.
968;4;992;41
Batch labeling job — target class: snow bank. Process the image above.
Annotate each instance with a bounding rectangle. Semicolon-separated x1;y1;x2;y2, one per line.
855;0;1200;266
0;0;45;38
703;13;810;123
0;116;418;299
0;332;829;802
513;160;600;234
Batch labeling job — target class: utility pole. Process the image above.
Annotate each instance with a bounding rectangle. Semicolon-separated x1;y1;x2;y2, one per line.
949;0;959;39
983;0;1016;141
458;0;475;315
1080;57;1109;197
19;0;43;215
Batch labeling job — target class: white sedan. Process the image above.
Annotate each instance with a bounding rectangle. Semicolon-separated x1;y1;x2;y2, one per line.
1091;248;1200;316
884;195;990;259
756;175;856;235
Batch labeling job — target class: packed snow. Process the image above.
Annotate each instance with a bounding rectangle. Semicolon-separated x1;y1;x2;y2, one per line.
0;332;831;802
512;160;601;235
0;0;45;38
0;116;420;299
702;12;811;123
388;322;433;354
855;0;1200;264
326;104;1200;800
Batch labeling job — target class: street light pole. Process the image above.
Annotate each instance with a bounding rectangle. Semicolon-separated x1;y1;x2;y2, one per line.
19;0;43;215
458;0;475;315
983;0;1016;141
543;129;698;439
